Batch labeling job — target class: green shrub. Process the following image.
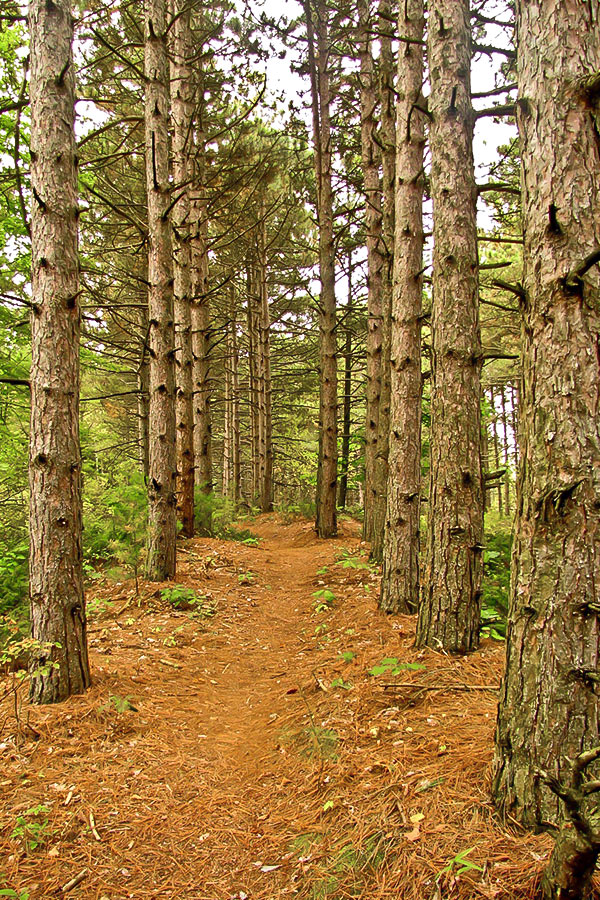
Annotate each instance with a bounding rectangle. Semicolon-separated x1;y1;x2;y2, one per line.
481;527;512;640
83;472;147;588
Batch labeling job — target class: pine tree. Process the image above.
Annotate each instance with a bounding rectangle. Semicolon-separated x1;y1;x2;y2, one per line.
28;0;91;703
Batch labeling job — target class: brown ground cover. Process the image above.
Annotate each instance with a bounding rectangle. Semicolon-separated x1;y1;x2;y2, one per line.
1;513;595;899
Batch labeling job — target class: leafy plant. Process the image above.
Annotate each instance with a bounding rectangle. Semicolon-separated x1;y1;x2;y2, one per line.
160;586;215;618
334;548;370;570
238;571;255;585
368;657;426;677
439;846;484;878
480;528;511;640
330;677;351;690
99;694;138;714
312;589;336;613
11;805;53;852
339;650;355;663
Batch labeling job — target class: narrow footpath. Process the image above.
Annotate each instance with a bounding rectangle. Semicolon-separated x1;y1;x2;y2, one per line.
0;515;554;900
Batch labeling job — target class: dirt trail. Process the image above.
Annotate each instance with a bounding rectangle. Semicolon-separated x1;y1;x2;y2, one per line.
0;514;563;900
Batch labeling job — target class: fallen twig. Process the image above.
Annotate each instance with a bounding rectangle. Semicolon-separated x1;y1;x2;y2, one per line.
61;868;88;893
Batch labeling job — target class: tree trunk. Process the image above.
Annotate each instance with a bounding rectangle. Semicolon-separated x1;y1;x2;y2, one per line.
136;262;150;480
379;0;425;615
169;0;194;538
258;216;273;512
231;288;241;503
28;0;91;703
191;80;212;500
415;0;484;653
492;0;600;829
338;252;354;511
500;383;511;514
144;0;177;580
246;262;260;503
223;302;233;497
358;0;384;545
369;0;395;562
305;0;338;538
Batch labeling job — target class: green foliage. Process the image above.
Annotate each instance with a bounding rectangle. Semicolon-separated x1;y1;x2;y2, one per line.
312;589;336;612
99;694;138;714
368;658;426;677
83;472;147;586
481;527;512;640
10;805;53;853
439;846;484;878
334;548;370;570
159;586;216;618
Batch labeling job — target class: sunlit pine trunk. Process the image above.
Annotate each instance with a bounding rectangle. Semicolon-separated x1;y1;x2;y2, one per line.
415;0;484;652
305;0;338;538
258;214;273;512
493;0;600;829
144;0;177;580
246;262;260;502
379;0;425;615
338;252;354;511
191;75;212;501
169;0;194;537
370;0;396;561
358;0;384;545
28;0;91;703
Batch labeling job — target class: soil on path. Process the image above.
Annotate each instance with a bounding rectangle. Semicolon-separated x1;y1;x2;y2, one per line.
0;515;572;899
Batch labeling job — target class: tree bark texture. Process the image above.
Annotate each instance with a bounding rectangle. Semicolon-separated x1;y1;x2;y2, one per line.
246;263;261;502
169;0;194;538
144;0;177;580
415;0;484;652
369;0;396;562
379;0;425;615
191;78;212;499
359;0;384;546
28;0;91;703
338;253;354;511
306;0;338;538
492;0;600;829
257;217;273;512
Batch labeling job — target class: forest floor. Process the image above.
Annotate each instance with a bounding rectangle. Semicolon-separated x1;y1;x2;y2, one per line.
0;513;587;900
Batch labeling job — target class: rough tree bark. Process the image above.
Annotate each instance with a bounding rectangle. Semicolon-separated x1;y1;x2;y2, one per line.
338;252;354;511
369;0;396;562
493;0;600;830
144;0;177;579
169;0;194;538
191;73;212;501
415;0;484;653
305;0;338;538
257;218;273;512
358;0;384;546
379;0;425;615
28;0;91;703
246;262;260;502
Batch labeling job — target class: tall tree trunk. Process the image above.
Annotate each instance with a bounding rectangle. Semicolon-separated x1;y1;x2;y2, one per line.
230;287;241;503
144;0;177;580
358;0;384;544
493;0;600;829
415;0;484;652
369;0;396;561
28;0;91;703
191;79;212;500
136;262;150;480
223;308;233;497
305;0;338;538
500;383;510;514
258;216;273;512
490;387;503;514
169;0;194;538
379;0;425;615
246;262;260;502
338;252;354;511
